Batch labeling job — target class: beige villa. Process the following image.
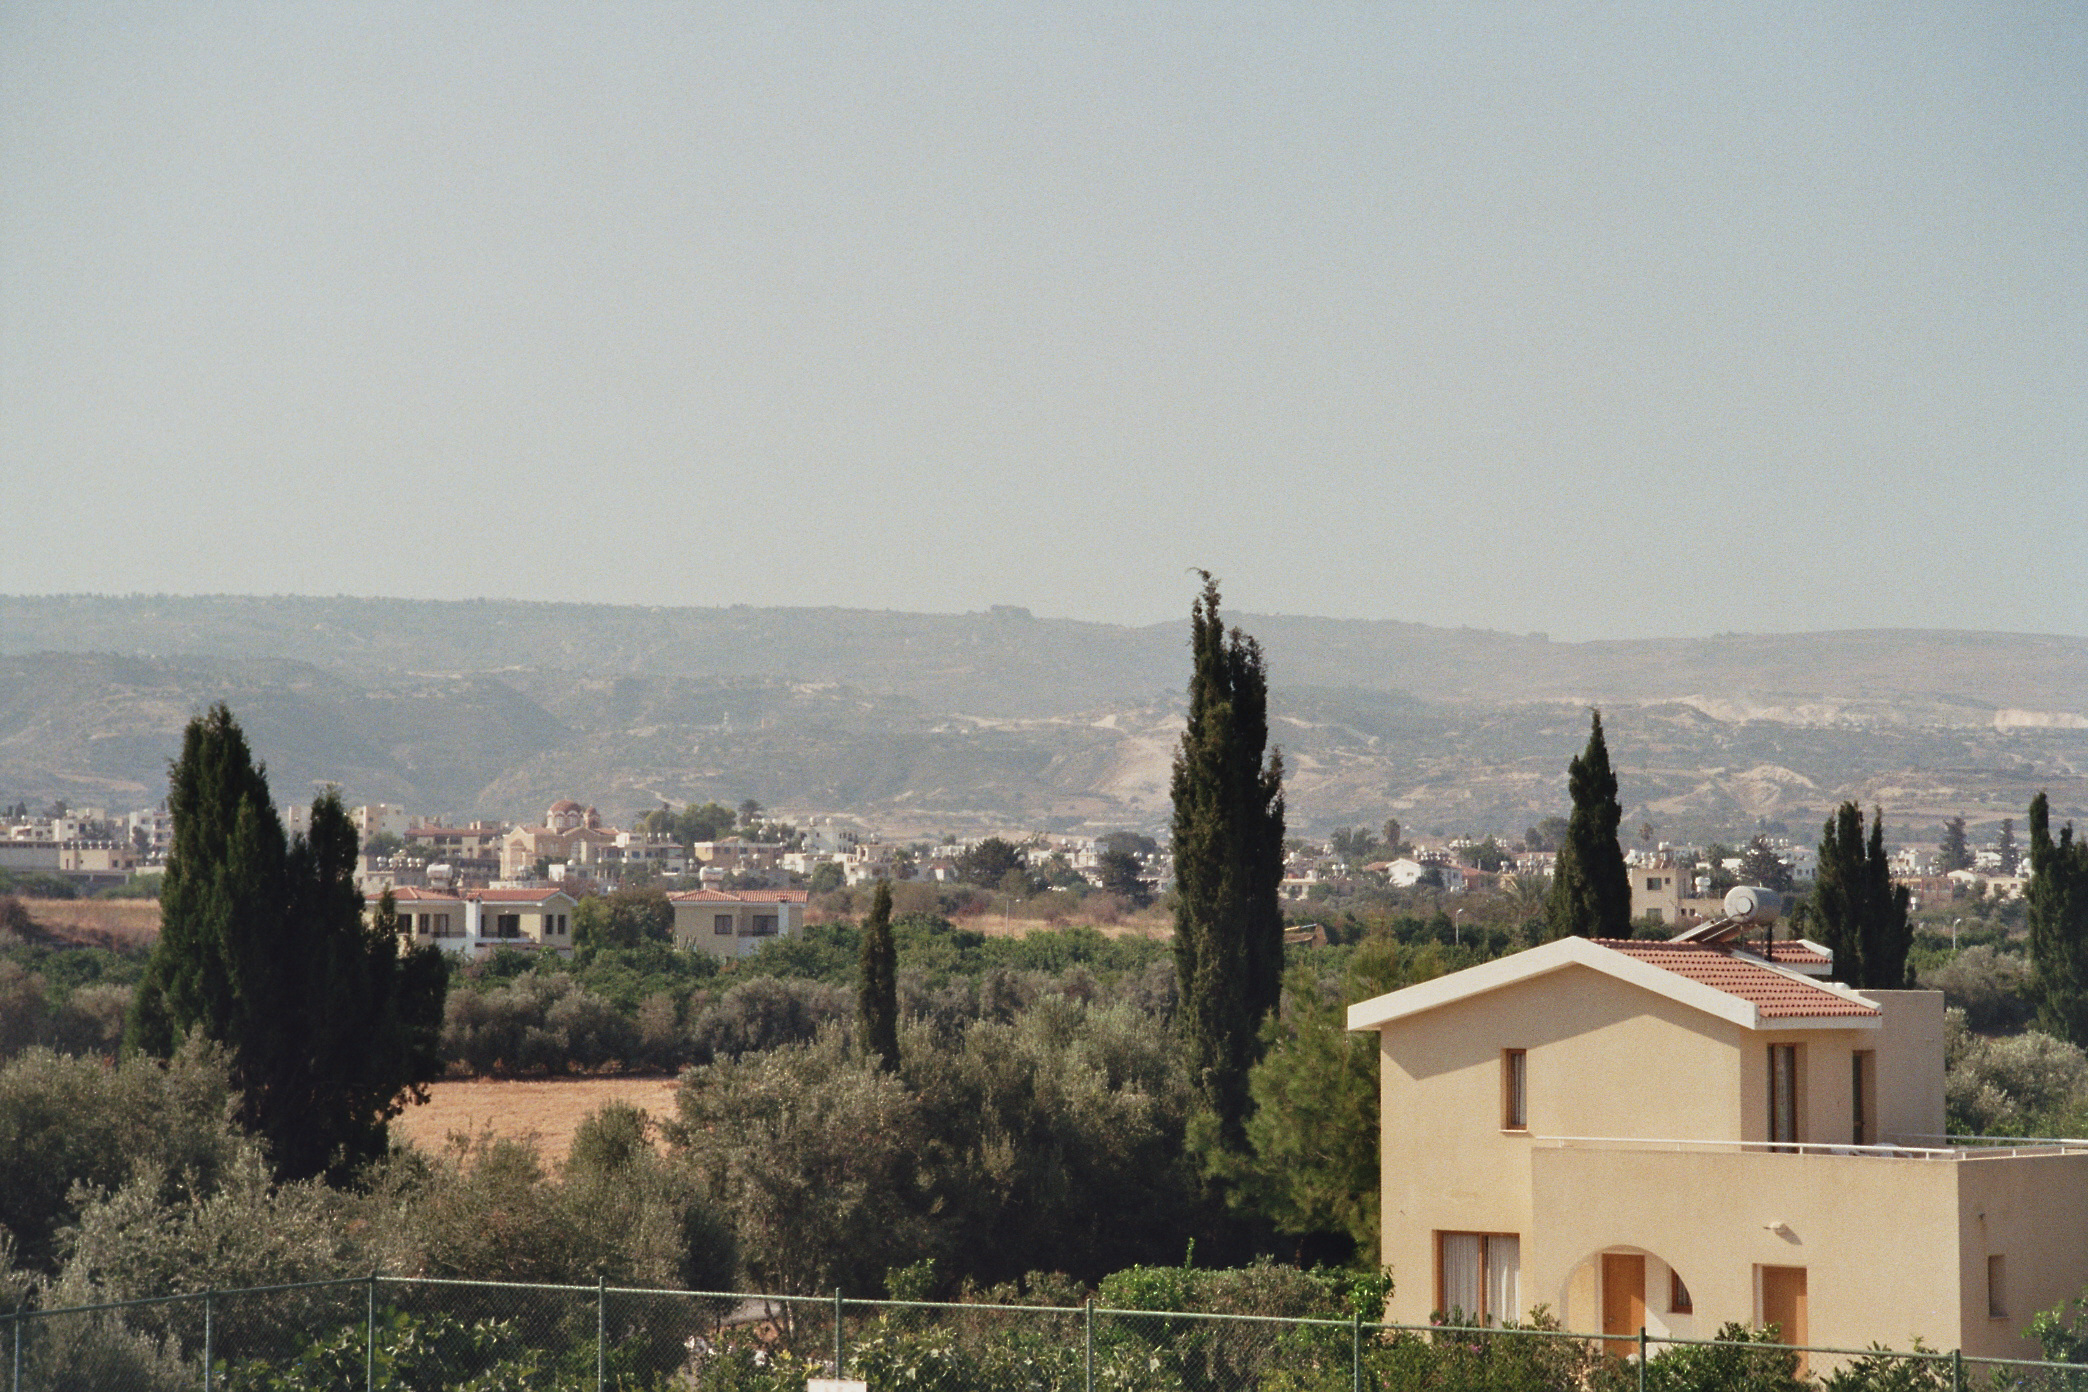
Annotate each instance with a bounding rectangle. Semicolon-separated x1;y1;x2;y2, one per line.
1347;927;2088;1359
668;887;808;960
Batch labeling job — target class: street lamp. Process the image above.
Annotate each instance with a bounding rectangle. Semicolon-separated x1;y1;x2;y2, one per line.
1953;918;1963;952
1454;908;1464;947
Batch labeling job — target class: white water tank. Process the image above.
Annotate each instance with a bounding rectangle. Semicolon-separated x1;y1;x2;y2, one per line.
1723;885;1782;924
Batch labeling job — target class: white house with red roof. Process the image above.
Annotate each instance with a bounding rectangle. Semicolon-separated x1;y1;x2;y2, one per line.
1347;919;2088;1364
667;887;808;959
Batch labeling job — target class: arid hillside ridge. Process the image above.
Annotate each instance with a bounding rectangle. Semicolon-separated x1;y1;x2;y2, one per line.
3;594;2082;842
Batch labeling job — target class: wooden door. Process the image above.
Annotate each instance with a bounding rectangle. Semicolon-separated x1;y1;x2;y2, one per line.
1761;1266;1809;1375
1601;1253;1646;1359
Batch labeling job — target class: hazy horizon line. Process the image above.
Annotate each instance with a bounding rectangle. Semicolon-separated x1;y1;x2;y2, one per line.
6;589;2086;647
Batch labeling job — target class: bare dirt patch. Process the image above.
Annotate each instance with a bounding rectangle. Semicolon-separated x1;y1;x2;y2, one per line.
394;1076;684;1165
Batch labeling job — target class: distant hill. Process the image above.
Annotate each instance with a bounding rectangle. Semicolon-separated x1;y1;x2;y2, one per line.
3;594;2082;841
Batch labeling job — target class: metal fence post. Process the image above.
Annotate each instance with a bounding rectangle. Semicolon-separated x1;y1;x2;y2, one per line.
365;1273;377;1392
1637;1327;1647;1392
597;1275;606;1392
1084;1297;1094;1392
1952;1347;1963;1392
203;1287;214;1392
1352;1310;1362;1392
833;1287;844;1378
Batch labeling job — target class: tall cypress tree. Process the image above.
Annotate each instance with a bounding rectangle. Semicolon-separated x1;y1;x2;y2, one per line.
2028;792;2088;1047
1546;711;1631;938
1171;573;1286;1142
1938;816;1974;873
1813;801;1912;990
857;878;900;1071
127;704;448;1180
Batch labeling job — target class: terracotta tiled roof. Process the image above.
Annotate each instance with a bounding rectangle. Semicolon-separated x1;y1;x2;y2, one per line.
667;888;809;904
1767;941;1829;964
388;886;466;903
1592;940;1877;1019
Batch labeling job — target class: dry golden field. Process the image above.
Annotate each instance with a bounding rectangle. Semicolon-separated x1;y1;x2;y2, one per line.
18;896;160;947
392;1076;684;1165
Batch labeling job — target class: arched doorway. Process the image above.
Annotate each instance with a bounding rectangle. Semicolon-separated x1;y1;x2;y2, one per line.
1558;1246;1696;1353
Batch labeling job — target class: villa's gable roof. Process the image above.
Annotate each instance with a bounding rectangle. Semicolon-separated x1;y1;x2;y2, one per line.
388;886;465;904
1346;934;1879;1035
471;887;577;905
1590;940;1877;1019
667;888;809;904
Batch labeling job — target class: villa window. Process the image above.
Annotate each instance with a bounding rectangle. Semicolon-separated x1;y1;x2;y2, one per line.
714;914;734;936
1502;1050;1528;1130
1769;1044;1799;1148
1989;1256;2007;1319
1670;1270;1693;1314
1437;1232;1520;1325
1852;1050;1874;1145
753;914;778;935
495;913;521;939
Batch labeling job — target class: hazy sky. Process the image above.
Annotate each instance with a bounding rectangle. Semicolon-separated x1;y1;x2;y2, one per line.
4;4;2082;639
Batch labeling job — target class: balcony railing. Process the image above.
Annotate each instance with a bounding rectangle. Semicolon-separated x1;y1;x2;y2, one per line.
1535;1134;2088;1161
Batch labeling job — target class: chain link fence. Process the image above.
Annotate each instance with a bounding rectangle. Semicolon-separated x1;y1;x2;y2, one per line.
6;1278;2087;1391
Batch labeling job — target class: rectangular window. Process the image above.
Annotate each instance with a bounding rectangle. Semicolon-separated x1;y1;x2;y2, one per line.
496;913;521;939
1989;1255;2007;1318
1436;1233;1520;1325
753;913;779;935
1647;877;1663;892
714;914;734;935
1503;1050;1528;1130
1670;1269;1693;1314
1852;1050;1874;1146
435;913;454;937
1769;1044;1798;1149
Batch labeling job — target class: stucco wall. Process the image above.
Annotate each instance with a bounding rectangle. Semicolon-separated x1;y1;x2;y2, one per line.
1530;1145;1964;1350
1955;1151;2088;1358
1376;963;1750;1323
1869;990;1947;1142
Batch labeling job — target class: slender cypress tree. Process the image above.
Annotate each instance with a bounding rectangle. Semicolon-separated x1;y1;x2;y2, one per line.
127;703;448;1179
1171;573;1286;1142
1813;801;1912;990
1938;816;1974;873
1546;711;1631;938
857;878;900;1071
2028;793;2088;1047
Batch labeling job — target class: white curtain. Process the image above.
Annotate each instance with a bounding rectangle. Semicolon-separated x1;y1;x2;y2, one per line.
1485;1236;1521;1324
1440;1233;1482;1319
